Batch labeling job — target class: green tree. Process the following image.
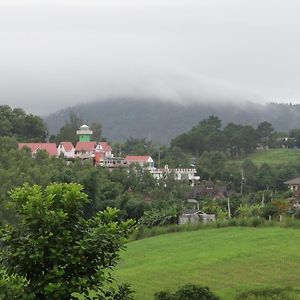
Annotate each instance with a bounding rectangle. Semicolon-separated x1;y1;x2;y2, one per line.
256;163;275;190
91;121;102;142
0;183;134;299
57;112;83;144
123;137;154;155
0;105;47;141
241;159;257;192
197;151;226;180
171;116;223;157
257;121;274;150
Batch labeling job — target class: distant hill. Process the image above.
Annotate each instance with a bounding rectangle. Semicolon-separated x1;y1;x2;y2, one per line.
44;99;300;144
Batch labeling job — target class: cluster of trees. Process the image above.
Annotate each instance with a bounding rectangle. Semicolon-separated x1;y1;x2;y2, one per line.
0;105;47;141
197;150;300;193
0;136;190;225
171;116;276;159
199;190;298;221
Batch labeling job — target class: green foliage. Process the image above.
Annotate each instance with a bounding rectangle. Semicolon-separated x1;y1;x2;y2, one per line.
237;204;262;218
91;121;102;142
0;268;33;300
55;112;83;144
171;116;260;159
197;151;226;180
257;121;274;149
123;137;154;155
224;123;258;158
0;183;135;299
0;105;47;141
171;116;224;157
201;200;228;220
139;207;179;227
241;159;257;192
154;284;219;300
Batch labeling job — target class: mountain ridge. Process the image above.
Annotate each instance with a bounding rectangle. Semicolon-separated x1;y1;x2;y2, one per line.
44;99;300;144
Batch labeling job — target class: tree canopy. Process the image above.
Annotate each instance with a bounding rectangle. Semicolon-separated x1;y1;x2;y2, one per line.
0;183;134;299
0;105;47;141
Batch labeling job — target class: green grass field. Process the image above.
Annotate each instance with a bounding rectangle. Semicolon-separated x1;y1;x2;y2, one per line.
114;227;300;299
227;149;300;167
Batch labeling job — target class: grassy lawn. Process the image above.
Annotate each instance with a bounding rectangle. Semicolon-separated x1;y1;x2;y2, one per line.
227;148;300;167
114;227;300;299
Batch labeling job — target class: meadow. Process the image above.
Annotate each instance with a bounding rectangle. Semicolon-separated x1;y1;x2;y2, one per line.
114;227;300;299
227;148;300;167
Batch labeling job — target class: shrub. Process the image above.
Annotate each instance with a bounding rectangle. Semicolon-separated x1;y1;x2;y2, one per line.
154;291;176;300
154;284;219;300
235;287;300;300
228;219;238;226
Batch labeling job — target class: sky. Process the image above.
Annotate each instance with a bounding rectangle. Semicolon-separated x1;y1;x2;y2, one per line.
1;0;300;115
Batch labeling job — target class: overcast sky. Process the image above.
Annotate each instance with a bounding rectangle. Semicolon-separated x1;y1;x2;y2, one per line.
1;0;300;115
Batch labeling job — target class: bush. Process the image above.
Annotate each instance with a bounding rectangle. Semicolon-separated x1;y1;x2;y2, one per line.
250;217;264;227
154;291;176;300
154;284;220;300
235;287;300;300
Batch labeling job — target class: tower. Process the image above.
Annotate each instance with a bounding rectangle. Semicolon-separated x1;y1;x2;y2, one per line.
76;124;93;142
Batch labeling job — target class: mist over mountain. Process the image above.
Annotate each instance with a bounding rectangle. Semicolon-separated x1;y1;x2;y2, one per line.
44;99;300;144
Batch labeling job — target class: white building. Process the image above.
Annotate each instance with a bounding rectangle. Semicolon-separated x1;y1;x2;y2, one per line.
124;156;155;169
150;165;200;186
57;142;75;159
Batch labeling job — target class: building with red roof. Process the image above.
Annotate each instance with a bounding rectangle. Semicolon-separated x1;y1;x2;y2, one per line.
75;141;97;159
57;142;75;158
96;142;113;158
18;143;58;157
124;155;154;169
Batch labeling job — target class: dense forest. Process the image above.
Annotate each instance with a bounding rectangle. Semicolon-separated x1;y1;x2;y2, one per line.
1;104;300;227
45;99;300;143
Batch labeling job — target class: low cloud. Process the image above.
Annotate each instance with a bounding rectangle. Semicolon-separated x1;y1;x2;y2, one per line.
0;0;299;114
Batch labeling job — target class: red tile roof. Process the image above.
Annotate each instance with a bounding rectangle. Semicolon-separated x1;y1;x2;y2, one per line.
18;143;58;156
125;155;151;162
98;142;112;153
75;141;97;151
60;142;74;151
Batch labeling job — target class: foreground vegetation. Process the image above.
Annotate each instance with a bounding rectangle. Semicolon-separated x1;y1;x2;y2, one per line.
114;227;300;299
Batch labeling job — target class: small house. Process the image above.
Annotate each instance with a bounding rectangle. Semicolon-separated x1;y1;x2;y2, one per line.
179;209;216;225
284;177;300;196
57;142;75;158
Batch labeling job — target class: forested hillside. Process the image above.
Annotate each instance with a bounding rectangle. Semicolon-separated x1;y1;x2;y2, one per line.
45;99;300;143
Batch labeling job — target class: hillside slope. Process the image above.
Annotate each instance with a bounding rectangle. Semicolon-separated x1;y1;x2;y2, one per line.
114;227;300;299
227;149;300;167
45;99;300;143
